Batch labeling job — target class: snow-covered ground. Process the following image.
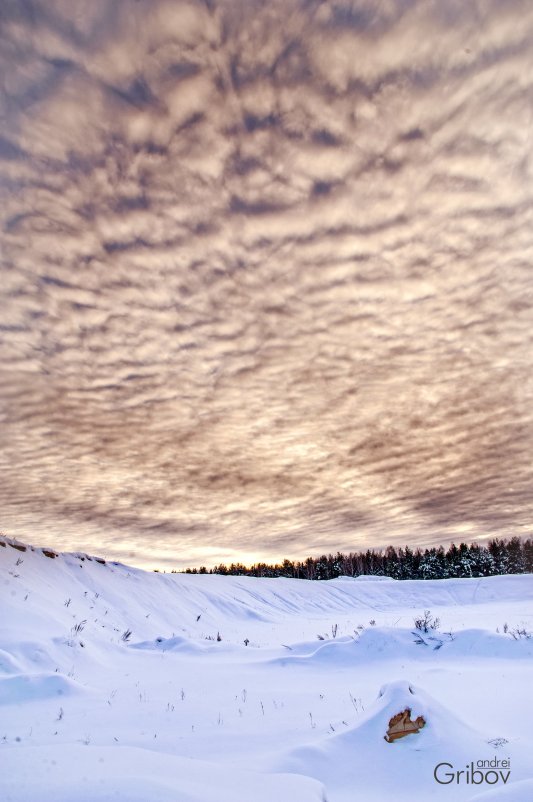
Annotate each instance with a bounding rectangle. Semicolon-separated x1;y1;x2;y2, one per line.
1;535;532;801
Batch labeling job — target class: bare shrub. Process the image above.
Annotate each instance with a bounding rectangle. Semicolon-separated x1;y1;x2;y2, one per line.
509;626;532;640
413;610;440;633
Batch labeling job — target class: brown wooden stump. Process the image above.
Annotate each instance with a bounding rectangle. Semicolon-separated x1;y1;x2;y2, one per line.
384;709;426;742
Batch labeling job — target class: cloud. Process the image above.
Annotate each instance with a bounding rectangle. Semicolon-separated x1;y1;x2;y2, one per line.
1;0;533;568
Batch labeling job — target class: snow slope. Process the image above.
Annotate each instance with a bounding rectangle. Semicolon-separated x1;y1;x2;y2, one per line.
1;535;533;801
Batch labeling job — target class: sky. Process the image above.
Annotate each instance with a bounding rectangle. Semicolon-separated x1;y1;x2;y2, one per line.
1;0;533;570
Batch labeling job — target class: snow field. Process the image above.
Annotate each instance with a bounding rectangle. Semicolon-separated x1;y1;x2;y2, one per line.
1;536;532;801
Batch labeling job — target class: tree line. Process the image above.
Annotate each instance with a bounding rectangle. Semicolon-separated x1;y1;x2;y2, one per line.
182;537;533;580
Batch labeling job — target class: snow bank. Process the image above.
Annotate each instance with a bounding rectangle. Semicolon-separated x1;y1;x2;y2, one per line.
1;744;326;802
270;626;533;669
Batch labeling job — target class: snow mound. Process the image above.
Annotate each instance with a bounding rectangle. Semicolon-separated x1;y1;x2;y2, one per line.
357;627;533;660
271;680;487;802
269;630;425;667
445;629;533;659
0;672;84;705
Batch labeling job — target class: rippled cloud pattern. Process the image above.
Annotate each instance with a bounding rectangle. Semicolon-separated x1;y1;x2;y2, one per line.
1;0;533;568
